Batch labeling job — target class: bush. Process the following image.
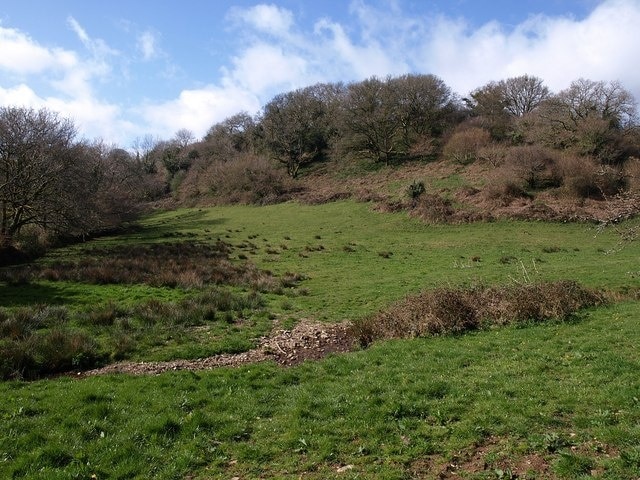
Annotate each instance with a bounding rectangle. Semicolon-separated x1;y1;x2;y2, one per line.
409;194;454;223
443;126;491;164
558;155;627;199
178;154;297;205
350;281;604;346
406;180;426;200
0;328;104;380
505;145;561;190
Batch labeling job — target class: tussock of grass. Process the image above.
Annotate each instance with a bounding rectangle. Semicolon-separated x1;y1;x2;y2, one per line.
351;280;605;346
0;286;269;379
0;241;300;293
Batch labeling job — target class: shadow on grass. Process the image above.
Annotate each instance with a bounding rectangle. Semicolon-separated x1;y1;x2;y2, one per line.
131;211;230;241
0;282;77;308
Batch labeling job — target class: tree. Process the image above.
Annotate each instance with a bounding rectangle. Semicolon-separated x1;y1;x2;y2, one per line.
342;77;402;165
390;73;458;148
260;85;331;177
502;75;550;117
204;112;257;159
0;107;77;247
466;75;549;139
173;128;195;149
556;79;637;129
132;134;160;174
523;79;638;162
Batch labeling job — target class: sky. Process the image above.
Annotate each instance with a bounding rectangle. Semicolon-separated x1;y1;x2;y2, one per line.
1;0;639;148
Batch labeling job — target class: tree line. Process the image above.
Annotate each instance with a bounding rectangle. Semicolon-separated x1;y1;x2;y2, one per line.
1;74;638;253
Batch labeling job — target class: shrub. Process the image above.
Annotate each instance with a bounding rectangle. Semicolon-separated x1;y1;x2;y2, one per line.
558;155;627;199
624;156;640;192
443;126;491;164
504;145;561;190
0;329;104;379
350;281;604;346
410;194;454;223
406;180;426;200
179;154;297;205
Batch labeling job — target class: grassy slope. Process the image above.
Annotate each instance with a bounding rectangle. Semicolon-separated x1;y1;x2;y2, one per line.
1;200;639;478
142;202;637;321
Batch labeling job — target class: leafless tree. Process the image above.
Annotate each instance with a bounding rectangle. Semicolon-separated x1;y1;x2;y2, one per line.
260;85;332;177
0;107;77;247
132;134;160;173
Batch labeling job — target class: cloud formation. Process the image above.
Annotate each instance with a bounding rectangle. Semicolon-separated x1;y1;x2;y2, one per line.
0;0;639;147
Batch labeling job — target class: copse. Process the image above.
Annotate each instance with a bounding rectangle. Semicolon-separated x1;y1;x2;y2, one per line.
341;74;460;165
259;83;343;177
0;106;146;254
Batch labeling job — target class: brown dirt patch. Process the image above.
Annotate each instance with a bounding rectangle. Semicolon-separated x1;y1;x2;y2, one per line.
83;320;355;376
410;437;556;479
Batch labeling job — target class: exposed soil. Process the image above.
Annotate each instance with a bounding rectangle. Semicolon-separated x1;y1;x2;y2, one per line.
410;436;555;479
83;320;355;376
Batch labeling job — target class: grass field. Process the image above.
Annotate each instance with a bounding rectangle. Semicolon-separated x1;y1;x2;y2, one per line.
1;200;639;478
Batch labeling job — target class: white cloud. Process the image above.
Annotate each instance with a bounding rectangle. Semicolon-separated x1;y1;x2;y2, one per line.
224;43;309;95
137;30;159;61
313;18;407;80
0;84;42;106
0;25;77;75
413;0;640;97
139;86;261;141
231;4;294;36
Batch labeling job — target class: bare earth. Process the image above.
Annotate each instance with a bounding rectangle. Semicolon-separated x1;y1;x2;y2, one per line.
83;320;355;377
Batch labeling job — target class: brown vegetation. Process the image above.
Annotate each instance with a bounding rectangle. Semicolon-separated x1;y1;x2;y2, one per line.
0;241;301;292
350;281;605;347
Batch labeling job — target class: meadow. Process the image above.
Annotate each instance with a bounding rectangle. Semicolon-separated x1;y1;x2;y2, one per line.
1;200;639;479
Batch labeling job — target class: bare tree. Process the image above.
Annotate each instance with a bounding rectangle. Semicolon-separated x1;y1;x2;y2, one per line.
502;75;550;117
0;107;77;247
392;74;458;138
342;77;402;165
260;86;331;177
132;134;160;173
174;128;195;149
467;75;549;139
523;79;638;162
204;112;257;159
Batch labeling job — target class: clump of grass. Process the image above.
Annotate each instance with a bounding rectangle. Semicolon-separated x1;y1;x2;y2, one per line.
1;241;296;293
0;328;104;380
409;194;455;223
351;281;605;346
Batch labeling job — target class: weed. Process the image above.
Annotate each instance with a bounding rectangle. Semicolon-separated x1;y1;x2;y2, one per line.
554;452;594;477
407;180;426;200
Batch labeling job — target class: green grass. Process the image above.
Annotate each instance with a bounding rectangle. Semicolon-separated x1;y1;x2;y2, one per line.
1;302;639;478
0;200;638;477
121;201;637;321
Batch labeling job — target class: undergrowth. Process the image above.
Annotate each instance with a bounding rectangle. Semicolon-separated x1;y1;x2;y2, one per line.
351;280;606;346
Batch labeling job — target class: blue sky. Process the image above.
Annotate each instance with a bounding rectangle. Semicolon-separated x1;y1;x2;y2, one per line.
1;0;638;147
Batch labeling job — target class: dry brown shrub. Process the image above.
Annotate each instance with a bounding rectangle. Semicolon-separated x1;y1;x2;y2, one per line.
557;155;627;199
482;166;531;206
443;127;491;164
477;143;509;167
179;154;297;205
623;157;640;192
503;145;561;190
410;194;454;223
350;281;604;346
